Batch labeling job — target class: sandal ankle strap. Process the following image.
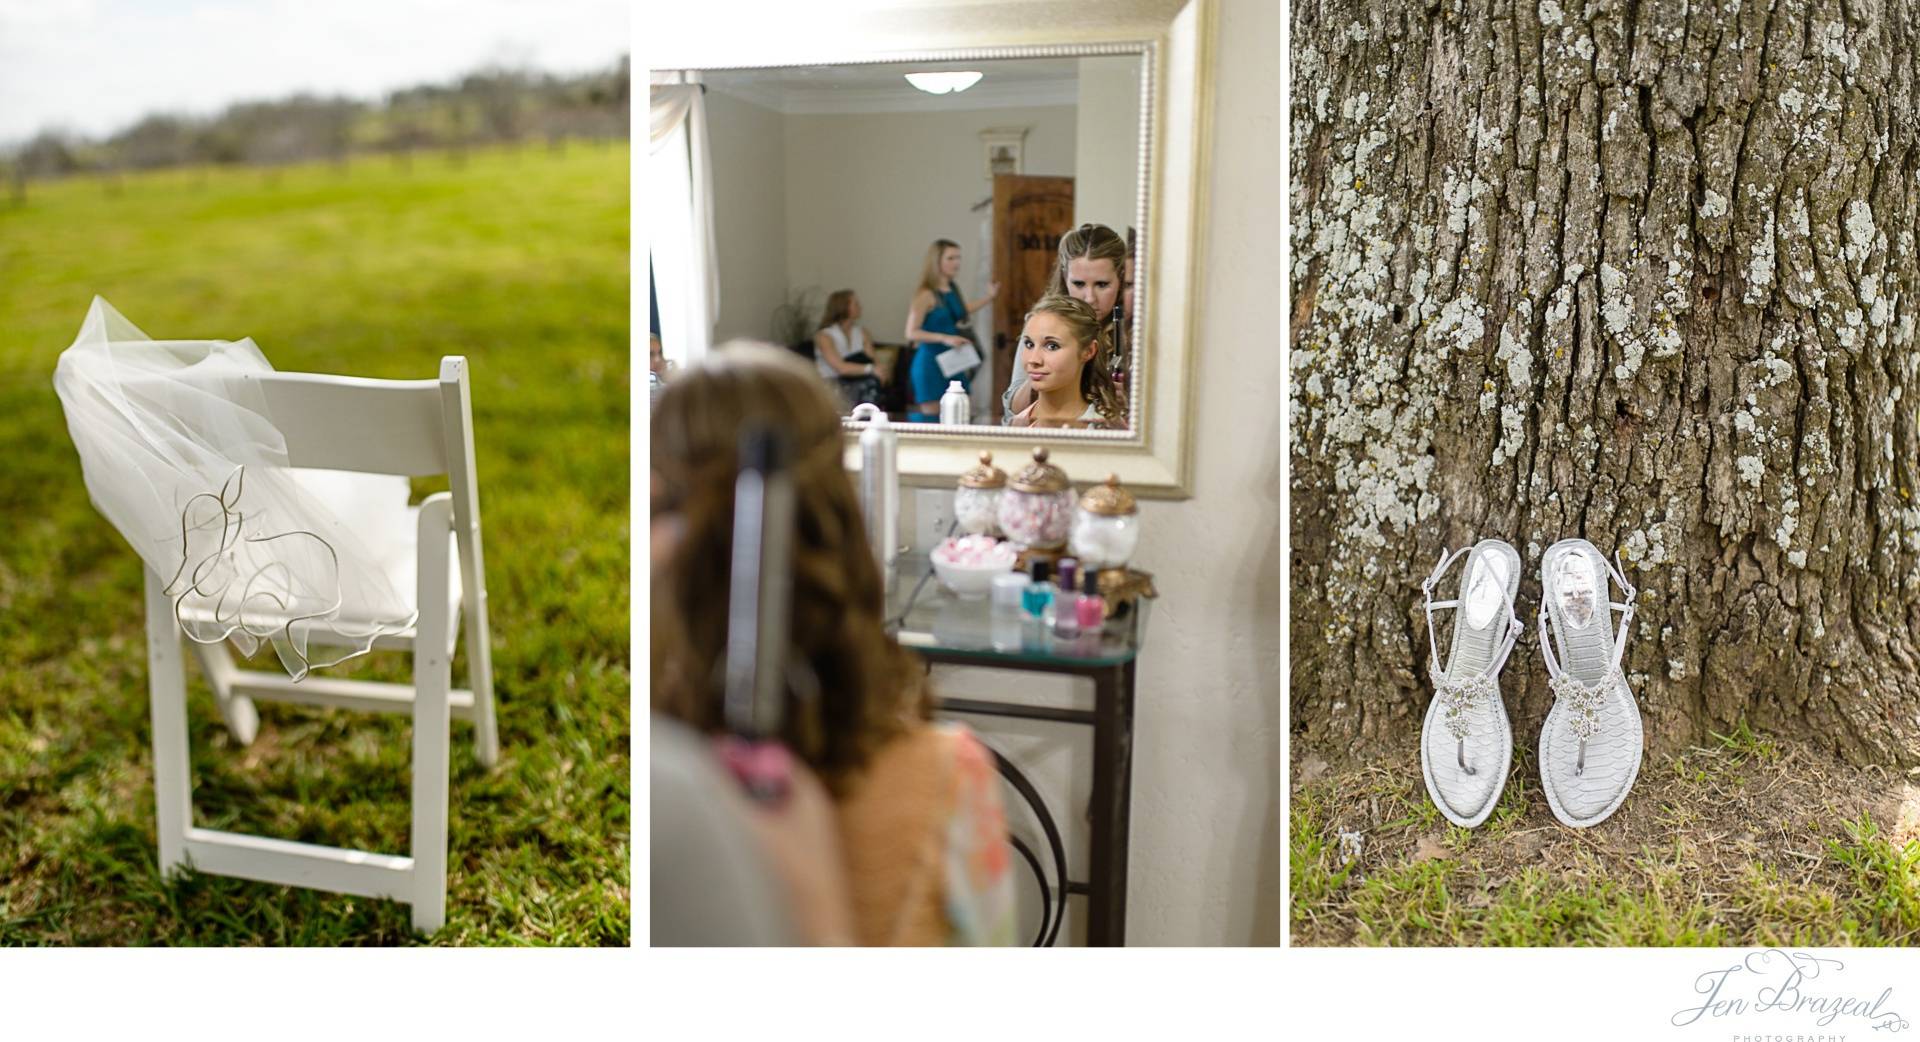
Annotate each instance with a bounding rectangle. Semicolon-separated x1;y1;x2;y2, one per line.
1422;544;1522;684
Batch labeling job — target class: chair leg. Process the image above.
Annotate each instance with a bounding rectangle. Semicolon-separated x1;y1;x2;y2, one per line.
191;639;258;746
410;660;451;933
411;497;455;934
144;569;192;878
443;357;499;769
464;587;498;769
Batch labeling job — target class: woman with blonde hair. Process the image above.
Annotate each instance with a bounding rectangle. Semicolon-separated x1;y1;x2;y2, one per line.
652;344;1015;944
1007;295;1128;430
904;239;998;422
1001;223;1131;422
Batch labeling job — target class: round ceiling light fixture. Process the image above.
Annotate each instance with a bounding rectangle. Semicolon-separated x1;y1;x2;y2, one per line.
904;71;984;95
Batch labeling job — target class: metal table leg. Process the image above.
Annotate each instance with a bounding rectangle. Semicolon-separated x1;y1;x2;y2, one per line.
1086;659;1136;946
929;656;1139;946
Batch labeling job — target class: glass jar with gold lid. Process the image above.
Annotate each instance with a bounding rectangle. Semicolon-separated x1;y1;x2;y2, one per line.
1070;473;1140;569
954;450;1007;536
995;447;1073;552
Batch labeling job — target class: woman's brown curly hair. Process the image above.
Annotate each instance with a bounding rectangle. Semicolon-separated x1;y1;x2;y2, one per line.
1046;222;1128;300
650;344;928;795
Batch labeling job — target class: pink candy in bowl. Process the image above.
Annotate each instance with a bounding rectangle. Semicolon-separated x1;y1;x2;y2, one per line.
931;534;1017;599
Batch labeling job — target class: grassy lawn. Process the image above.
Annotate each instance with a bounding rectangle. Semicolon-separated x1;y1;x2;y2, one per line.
1291;724;1920;946
0;144;630;944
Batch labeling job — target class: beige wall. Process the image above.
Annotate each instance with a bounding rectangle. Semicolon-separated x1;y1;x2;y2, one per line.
1073;55;1143;233
1124;0;1279;942
780;105;1076;352
704;89;791;345
704;96;1076;411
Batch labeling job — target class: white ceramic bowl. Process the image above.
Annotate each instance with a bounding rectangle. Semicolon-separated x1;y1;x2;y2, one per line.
931;536;1017;599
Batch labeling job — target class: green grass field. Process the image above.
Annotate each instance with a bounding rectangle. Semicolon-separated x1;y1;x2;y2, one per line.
0;144;630;944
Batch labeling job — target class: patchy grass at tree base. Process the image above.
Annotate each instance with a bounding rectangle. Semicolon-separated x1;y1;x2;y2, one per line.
0;146;630;945
1291;724;1920;946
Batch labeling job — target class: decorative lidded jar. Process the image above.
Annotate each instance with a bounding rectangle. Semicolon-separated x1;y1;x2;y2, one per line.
954;450;1008;536
1069;473;1139;570
995;447;1073;553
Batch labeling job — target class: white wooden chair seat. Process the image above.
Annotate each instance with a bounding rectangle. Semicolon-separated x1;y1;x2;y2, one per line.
174;511;462;653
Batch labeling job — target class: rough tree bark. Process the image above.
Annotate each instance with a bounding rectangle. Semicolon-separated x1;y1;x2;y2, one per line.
1290;0;1920;766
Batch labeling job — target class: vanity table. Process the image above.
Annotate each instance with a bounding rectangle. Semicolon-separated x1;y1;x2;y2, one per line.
885;554;1149;947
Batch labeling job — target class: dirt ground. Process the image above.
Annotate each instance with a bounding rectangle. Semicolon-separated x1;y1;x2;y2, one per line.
1290;730;1920;946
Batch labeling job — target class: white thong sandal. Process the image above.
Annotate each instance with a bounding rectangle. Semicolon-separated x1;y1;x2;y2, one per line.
1419;539;1522;828
1537;538;1642;828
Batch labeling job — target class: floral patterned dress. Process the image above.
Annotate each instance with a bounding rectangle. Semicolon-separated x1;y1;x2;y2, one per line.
836;722;1017;945
941;726;1016;945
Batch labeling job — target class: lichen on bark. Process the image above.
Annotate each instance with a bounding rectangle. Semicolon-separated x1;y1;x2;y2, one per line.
1291;0;1920;766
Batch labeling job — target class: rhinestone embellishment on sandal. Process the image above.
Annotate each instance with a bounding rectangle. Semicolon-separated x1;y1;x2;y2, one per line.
1549;670;1614;740
1433;668;1496;741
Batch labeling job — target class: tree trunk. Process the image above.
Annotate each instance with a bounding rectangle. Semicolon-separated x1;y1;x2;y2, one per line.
1289;0;1920;766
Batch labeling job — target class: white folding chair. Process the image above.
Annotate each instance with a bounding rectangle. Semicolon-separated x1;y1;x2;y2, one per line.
142;356;497;933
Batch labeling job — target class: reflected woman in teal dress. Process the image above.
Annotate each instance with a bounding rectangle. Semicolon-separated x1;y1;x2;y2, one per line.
903;239;998;422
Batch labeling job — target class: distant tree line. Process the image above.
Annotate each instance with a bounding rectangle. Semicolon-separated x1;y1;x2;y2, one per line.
3;56;629;187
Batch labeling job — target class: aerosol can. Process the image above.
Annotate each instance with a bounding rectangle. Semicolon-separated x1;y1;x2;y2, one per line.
849;402;898;595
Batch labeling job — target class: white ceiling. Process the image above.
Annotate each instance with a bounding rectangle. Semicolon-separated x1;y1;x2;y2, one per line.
703;57;1102;115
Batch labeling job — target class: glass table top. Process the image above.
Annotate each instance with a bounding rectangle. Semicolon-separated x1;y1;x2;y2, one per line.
883;553;1149;667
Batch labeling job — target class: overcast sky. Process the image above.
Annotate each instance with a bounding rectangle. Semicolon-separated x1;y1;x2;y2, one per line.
0;0;629;146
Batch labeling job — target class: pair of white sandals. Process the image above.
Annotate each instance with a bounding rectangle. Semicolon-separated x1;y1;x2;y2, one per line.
1419;537;1642;829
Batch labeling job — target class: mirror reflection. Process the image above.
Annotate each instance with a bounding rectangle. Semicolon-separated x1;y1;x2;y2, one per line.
651;54;1145;432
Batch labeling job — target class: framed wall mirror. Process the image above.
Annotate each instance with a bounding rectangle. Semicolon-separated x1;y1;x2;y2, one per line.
652;0;1212;497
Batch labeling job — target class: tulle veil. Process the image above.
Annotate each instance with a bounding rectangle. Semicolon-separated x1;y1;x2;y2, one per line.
53;297;417;679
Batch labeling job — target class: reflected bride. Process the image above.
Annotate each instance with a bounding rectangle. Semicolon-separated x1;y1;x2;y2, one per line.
1007;295;1127;430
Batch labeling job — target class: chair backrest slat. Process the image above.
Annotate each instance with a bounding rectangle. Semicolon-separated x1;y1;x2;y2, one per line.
437;358;482;531
253;372;449;476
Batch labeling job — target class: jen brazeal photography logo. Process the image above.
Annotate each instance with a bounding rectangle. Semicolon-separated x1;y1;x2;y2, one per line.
1671;950;1910;1034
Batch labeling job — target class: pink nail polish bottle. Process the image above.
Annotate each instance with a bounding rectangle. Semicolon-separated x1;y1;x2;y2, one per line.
1076;570;1106;630
1052;557;1080;636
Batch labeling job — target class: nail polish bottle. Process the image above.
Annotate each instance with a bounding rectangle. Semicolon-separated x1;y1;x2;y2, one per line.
1076;570;1106;630
1052;557;1081;636
1020;559;1055;620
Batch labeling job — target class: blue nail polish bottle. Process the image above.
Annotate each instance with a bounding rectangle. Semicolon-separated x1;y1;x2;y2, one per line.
1021;559;1055;619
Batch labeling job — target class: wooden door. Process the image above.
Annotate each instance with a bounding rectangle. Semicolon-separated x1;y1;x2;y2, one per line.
990;174;1074;422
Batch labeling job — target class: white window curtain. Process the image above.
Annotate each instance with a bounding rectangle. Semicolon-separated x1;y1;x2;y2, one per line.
649;74;719;369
